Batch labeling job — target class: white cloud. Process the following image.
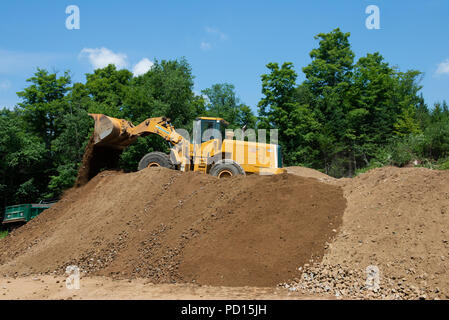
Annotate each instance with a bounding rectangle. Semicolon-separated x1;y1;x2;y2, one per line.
200;41;212;51
0;80;11;90
132;58;154;76
436;59;449;75
201;27;228;51
79;47;128;69
205;27;228;40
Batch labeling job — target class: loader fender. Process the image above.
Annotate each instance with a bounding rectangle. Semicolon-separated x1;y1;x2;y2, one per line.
210;159;245;178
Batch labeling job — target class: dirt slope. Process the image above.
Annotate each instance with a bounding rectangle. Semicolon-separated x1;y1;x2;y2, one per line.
285;166;335;182
5;163;447;298
0;168;346;287
289;166;449;299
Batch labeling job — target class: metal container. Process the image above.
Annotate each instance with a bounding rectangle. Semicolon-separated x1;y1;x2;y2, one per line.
2;203;53;224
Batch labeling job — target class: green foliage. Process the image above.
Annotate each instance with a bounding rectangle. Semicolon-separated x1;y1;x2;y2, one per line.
258;62;319;165
300;29;356;175
393;70;423;135
437;158;449;170
387;138;415;166
370;104;449;170
201;83;256;130
237;105;257;129
0;230;8;239
258;29;425;177
47;164;79;199
420;116;449;159
15;178;40;203
124;58;197;126
16;69;72;148
85;65;133;118
0;108;46;207
258;62;298;129
45;105;92;198
303;28;354;92
201;83;245;128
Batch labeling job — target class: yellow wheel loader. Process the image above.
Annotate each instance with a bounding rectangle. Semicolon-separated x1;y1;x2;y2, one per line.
85;113;285;180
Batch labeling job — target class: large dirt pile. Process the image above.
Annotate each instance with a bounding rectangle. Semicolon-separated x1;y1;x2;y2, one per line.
0;168;346;287
288;166;449;299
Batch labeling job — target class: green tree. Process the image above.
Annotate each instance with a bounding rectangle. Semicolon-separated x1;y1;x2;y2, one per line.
16;68;71;149
85;64;133;118
47;105;92;198
236;105;257;129
124;58;197;125
303;28;354;93
347;52;398;166
0;108;46;207
392;70;423;135
202;83;244;128
258;62;320;165
300;29;355;174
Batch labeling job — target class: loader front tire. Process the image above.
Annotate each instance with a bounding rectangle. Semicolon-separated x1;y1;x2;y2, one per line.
210;160;245;178
138;152;174;171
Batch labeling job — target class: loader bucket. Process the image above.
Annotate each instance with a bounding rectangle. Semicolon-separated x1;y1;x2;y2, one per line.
90;113;137;149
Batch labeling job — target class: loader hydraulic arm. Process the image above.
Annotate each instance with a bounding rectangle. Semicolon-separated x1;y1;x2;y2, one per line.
89;114;186;150
128;117;185;145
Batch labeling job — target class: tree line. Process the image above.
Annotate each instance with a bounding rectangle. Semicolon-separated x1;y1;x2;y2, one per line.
1;28;448;209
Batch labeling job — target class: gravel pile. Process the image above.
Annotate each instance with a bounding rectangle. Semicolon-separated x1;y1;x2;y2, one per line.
282;262;446;300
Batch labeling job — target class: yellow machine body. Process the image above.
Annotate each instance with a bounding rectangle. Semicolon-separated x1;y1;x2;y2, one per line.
88;114;285;177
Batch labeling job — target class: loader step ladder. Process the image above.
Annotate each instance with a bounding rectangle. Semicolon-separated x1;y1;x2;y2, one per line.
193;157;208;174
197;161;207;173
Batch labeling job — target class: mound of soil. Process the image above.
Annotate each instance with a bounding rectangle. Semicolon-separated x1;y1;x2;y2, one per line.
285;166;335;182
0;168;346;287
291;166;449;299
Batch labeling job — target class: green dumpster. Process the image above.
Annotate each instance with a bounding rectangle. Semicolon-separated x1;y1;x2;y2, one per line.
2;203;53;224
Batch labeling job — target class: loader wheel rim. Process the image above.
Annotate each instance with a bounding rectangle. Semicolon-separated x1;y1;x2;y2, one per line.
147;162;161;168
218;170;233;178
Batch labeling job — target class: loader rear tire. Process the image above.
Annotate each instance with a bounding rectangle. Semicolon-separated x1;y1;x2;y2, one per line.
138;152;174;171
210;160;245;178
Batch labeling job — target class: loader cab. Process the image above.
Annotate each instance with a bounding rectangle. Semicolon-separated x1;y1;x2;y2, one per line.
193;117;229;144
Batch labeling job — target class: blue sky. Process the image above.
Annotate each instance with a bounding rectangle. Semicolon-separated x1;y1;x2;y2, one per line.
1;0;448;111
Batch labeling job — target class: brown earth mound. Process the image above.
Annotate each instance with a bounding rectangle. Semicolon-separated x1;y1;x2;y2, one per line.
290;166;449;299
285;166;335;182
0;168;346;287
